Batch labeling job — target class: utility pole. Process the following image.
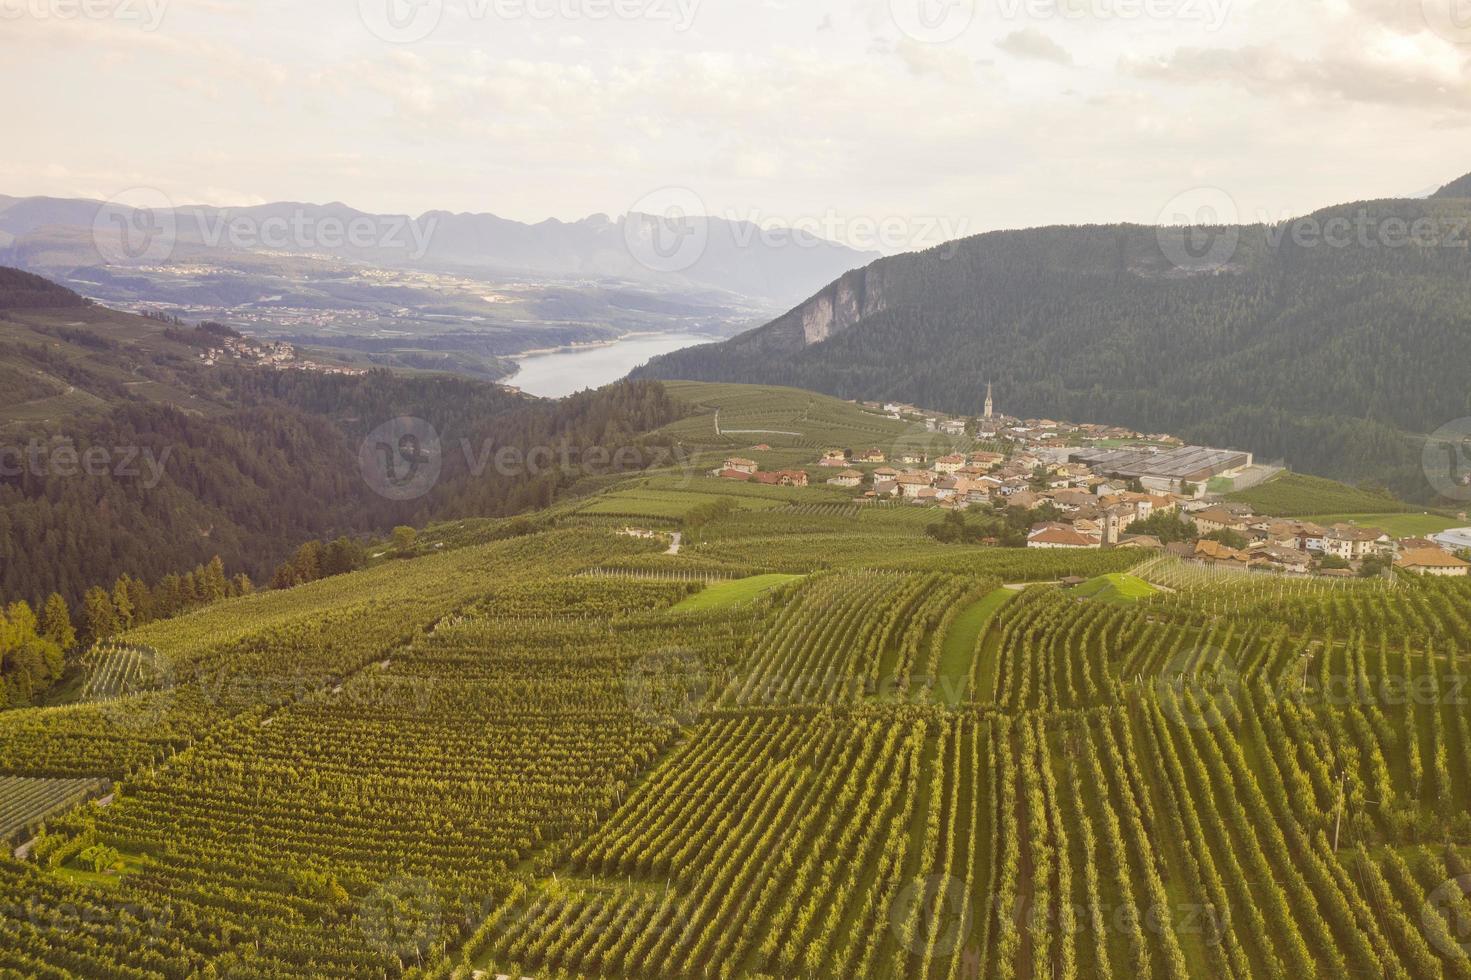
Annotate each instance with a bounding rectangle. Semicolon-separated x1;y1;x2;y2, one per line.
1332;771;1347;851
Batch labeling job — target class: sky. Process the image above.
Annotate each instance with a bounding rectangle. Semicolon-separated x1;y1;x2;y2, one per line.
2;0;1469;251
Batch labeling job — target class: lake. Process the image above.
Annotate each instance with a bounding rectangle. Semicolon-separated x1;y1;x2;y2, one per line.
507;332;711;398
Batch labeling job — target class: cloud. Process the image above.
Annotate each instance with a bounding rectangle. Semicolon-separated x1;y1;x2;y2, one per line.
996;28;1072;65
1120;41;1471;111
894;37;974;80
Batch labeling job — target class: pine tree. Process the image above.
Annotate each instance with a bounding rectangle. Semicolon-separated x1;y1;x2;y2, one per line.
202;556;228;603
82;587;117;644
112;577;134;631
40;594;75;651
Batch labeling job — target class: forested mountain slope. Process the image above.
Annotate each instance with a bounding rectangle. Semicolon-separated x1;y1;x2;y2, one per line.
636;178;1471;499
0;271;685;607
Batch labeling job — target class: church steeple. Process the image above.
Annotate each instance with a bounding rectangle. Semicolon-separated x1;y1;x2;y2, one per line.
984;382;994;420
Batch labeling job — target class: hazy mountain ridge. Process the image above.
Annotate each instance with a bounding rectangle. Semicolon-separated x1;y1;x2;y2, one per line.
635;177;1471;499
0;195;877;307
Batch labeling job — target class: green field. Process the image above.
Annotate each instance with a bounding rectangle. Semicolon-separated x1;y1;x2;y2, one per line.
1071;572;1160;605
1300;512;1461;538
670;573;804;612
1227;470;1418;517
935;588;1014;706
654;380;972;457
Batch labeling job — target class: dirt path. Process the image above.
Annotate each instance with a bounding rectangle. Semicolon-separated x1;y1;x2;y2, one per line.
666;532;682;555
713;409;802;438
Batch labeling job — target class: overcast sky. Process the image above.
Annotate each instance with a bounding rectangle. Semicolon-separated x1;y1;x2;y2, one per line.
2;0;1468;250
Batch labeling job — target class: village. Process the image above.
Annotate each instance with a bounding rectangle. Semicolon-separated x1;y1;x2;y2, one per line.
196;334;366;376
710;388;1471;580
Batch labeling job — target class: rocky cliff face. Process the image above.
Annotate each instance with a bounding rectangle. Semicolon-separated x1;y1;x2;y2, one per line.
780;262;885;349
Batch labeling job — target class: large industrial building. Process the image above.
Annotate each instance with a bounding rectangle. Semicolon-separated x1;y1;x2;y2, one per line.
1069;445;1254;494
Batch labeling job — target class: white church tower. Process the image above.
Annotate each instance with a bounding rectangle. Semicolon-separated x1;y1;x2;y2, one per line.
984;382;994;420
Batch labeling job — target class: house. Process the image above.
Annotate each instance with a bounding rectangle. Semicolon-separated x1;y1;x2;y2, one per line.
934;454;966;475
857;449;887;464
753;470;809;488
1317;524;1393;561
1049;488;1096;511
1006;490;1040;511
828;469;865;488
940;419;968;436
968;451;1004;468
724;457;759;475
752;444;771;451
871;480;899;499
873;467;900;480
1251;544;1312;574
1191;507;1251;535
1193;539;1258;566
716;468;752;482
1396;549;1471;577
898;451;927;466
1027;525;1102;549
897;473;934;499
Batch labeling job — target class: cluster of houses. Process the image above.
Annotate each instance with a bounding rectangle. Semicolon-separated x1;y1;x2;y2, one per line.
1159;507;1470;578
1024;500;1470;578
858;399;1176;451
199;336;365;376
713;455;810;488
705;385;1468;579
709;445;1469;579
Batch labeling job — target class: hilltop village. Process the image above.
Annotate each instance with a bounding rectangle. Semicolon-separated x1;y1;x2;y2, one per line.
712;392;1470;580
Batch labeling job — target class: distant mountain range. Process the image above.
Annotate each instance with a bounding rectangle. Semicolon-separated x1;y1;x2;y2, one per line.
636;172;1471;501
0;195;877;308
